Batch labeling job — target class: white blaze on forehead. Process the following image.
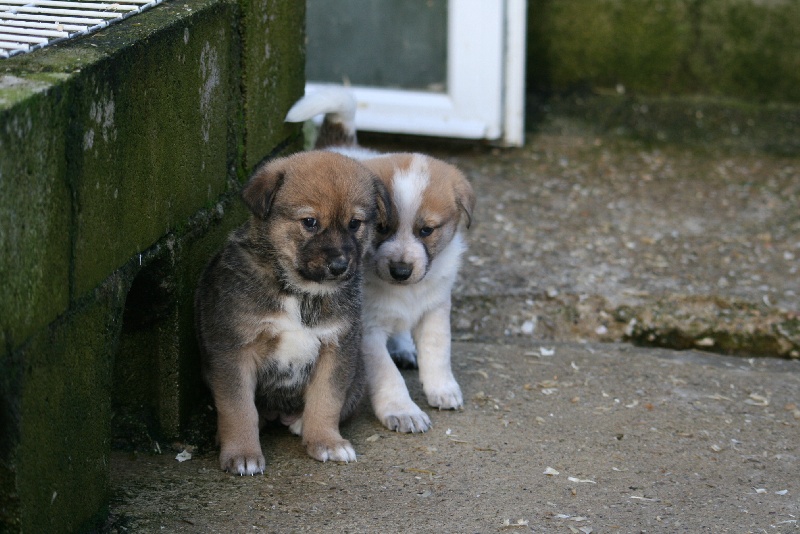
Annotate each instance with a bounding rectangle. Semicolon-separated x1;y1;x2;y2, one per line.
375;154;431;281
391;155;429;228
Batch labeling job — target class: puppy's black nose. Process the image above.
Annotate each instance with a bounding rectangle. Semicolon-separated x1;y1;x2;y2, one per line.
389;262;413;281
328;257;349;276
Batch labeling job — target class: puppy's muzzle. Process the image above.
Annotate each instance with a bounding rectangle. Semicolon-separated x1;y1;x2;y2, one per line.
327;256;349;277
388;261;413;282
300;252;353;282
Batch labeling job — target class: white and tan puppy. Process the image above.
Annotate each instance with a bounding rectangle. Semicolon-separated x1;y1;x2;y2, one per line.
287;89;475;433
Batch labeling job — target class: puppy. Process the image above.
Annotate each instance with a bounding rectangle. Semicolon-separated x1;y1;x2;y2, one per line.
195;151;390;474
286;89;475;433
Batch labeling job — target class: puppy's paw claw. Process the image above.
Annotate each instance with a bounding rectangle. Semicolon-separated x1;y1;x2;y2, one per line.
220;449;266;476
425;382;464;410
306;439;357;463
381;407;432;433
386;414;432;433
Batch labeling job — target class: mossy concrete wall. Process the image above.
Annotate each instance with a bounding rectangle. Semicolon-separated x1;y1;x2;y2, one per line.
0;0;305;531
527;0;800;103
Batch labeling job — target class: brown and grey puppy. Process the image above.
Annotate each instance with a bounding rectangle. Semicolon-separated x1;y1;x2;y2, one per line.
195;151;390;475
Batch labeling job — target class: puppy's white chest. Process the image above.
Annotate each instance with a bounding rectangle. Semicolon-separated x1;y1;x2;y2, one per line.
363;274;438;333
364;232;464;334
270;296;343;368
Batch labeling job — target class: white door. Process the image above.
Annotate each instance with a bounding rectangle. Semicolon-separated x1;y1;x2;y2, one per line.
304;0;527;146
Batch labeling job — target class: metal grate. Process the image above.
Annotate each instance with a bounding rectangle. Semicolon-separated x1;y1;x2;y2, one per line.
0;0;164;58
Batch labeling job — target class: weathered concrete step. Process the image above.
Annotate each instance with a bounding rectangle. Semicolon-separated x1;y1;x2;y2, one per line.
452;292;800;359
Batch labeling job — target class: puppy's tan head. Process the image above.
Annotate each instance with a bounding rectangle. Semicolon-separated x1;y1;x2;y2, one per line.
361;153;475;285
242;151;391;294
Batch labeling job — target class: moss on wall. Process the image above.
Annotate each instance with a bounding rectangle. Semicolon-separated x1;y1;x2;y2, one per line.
240;0;306;172
13;277;126;533
527;0;800;103
0;85;71;350
69;1;241;297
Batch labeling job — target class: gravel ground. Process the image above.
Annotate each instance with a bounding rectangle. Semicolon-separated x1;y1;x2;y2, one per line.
107;104;799;532
415;121;799;357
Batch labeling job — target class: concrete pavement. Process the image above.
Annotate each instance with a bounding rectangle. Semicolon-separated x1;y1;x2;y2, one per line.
108;341;799;532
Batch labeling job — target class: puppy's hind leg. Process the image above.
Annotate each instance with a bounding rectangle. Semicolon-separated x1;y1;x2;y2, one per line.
387;330;418;369
301;341;357;463
413;303;463;410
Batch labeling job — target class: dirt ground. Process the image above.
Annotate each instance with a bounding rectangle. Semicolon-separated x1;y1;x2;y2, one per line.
106;102;799;533
446;120;799;357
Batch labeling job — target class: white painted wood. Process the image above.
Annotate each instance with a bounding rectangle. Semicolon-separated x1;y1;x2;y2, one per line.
447;0;504;140
502;0;528;146
305;0;526;146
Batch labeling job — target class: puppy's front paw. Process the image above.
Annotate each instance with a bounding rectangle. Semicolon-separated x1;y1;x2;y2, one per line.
425;380;463;410
377;401;432;433
306;438;357;463
220;446;265;476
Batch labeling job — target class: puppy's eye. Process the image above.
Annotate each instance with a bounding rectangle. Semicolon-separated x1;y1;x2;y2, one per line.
419;226;434;238
376;224;389;235
348;219;362;231
301;218;318;230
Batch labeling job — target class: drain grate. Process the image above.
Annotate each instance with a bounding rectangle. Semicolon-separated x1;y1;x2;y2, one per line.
1;0;164;58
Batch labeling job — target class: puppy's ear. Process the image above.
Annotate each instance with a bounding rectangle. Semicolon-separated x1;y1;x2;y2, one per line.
455;174;476;229
242;159;287;219
373;176;395;231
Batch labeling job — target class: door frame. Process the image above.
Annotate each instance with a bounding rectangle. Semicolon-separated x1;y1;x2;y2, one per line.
304;0;527;146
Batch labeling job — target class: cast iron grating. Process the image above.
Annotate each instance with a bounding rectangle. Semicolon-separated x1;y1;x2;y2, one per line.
0;0;164;58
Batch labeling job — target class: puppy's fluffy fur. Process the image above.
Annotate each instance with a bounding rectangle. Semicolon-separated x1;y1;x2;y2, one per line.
287;89;475;433
195;151;390;474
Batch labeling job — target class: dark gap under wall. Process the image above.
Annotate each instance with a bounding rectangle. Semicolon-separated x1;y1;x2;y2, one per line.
113;253;179;450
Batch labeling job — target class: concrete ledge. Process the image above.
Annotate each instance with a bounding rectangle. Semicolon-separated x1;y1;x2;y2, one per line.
528;93;800;157
11;276;125;533
0;0;304;531
69;0;241;298
0;79;72;352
